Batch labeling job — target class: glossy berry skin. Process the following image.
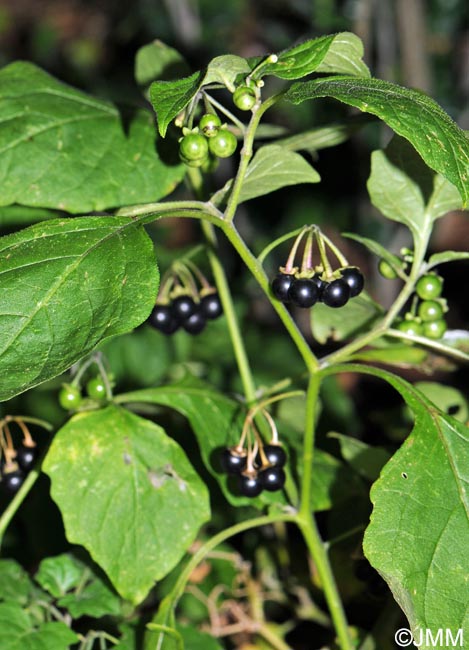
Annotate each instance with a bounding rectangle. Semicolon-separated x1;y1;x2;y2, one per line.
233;86;256;111
271;273;294;303
1;470;25;494
59;385;82;410
238;473;263;498
417;300;444;322
148;305;180;335
208;129;237;158
340;267;364;297
220;448;247;474
288;278;319;308
86;377;106;400
199;113;221;137
259;466;286;492
322;279;351;308
311;275;327;299
423;319;447;339
179;133;209;162
397;319;423;337
171;295;197;321
15;446;37;471
182;310;206;335
415;273;443;300
200;293;223;320
263;444;287;468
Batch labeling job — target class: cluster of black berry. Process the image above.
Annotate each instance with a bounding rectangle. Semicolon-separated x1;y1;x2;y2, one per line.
0;418;39;495
220;408;287;498
272;266;364;309
396;272;447;340
147;262;223;336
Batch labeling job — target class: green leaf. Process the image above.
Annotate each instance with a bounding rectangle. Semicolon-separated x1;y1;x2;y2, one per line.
315;32;370;77
58;579;121;618
329;433;391;482
362;366;469;641
145;596;181;650
35;554;85;598
178;624;223;649
0;603;78;650
43;405;210;604
307;448;366;511
135;40;189;86
238;144;320;203
275;116;372;153
150;71;204;137
311;293;383;344
414;382;468;423
427;250;469;269
285;77;469;205
202;55;251;91
0;216;159;401
0;560;33;605
350;344;429;370
0;62;184;212
426;172;464;220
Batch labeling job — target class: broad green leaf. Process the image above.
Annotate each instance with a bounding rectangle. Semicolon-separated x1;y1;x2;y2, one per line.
35;554;84;598
311;293;383;344
202;55;250;91
350;344;429;370
0;560;33;604
43;405;210;604
135;40;189;86
58;579;121;618
315;32;370;77
0;603;78;650
114;624;138;650
344;233;406;280
0;216;159;401
150;71;204;137
428;250;469;269
0;206;58;230
426;173;464;220
238;145;320;203
178;624;223;649
361;365;469;642
307;448;366;511
285;77;469;205
414;382;468;423
329;433;391;482
0;62;184;212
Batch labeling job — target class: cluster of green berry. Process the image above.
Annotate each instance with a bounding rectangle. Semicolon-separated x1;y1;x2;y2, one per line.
147;262;223;336
220;408;286;498
58;376;107;411
178;114;237;168
0;418;39;495
396;272;447;340
270;226;364;310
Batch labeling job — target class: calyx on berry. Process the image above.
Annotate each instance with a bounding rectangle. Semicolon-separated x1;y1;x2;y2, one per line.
0;417;46;495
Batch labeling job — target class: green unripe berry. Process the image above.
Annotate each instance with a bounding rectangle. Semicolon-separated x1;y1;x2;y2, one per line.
378;259;397;279
423;319;447;339
199;113;221;137
208;129;237;158
397;319;423;337
179;133;209;163
86;376;107;400
417;300;444;322
415;273;443;300
59;384;82;410
233;85;256;111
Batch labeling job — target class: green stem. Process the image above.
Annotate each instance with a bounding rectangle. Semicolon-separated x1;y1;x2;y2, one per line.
0;468;40;545
221;222;319;373
299;374;321;517
257;622;292;650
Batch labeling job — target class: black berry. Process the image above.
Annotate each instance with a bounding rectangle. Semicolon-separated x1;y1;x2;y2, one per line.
271;274;295;303
220;448;247;474
259;466;286;492
340;267;364;297
171;295;197;321
15;446;38;472
200;293;223;320
1;469;25;494
263;444;287;468
148;305;180;335
182;310;207;335
311;275;327;299
238;473;263;497
322;279;351;308
288;278;319;308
